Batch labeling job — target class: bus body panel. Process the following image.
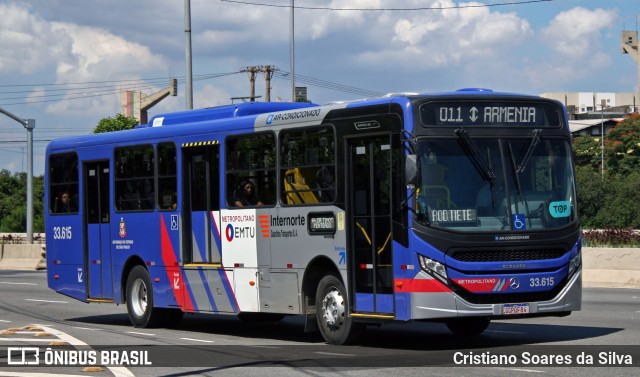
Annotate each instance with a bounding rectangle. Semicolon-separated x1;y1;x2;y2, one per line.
44;90;581;341
181;267;238;312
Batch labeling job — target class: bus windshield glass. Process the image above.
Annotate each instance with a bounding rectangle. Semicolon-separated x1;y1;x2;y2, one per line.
414;136;576;232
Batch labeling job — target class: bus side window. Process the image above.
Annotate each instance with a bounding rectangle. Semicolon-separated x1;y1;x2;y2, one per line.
115;144;155;212
280;126;335;206
225;132;276;207
139;178;154;209
157;142;177;210
316;165;334;202
48;152;79;215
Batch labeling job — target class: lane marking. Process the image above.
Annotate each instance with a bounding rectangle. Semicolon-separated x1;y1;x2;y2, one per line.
25;299;68;304
314;351;356;357
0;338;60;342
127;331;156;336
0;281;38;285
180;337;215;343
37;324;134;377
0;320;11;323
72;326;103;331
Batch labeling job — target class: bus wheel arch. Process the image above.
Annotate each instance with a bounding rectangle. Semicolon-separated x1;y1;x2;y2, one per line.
301;256;340;318
301;256;365;345
315;273;365;345
120;255;145;304
124;264;166;328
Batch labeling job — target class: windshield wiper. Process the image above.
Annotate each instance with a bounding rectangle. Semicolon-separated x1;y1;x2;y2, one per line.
516;129;541;174
455;129;496;182
455;129;497;208
508;142;522;197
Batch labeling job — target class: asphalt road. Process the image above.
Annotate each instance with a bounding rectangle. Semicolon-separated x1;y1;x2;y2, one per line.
0;270;638;376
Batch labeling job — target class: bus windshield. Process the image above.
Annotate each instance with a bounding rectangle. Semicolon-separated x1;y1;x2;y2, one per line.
414;135;576;232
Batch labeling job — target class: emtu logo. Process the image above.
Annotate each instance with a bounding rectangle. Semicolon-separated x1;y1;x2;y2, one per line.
225;224;235;242
258;215;270;238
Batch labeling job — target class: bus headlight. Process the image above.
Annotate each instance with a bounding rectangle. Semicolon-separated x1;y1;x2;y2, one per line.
568;253;581;277
418;254;448;283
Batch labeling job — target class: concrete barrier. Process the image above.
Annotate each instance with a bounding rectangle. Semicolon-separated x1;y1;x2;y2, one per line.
0;243;46;270
582;247;640;288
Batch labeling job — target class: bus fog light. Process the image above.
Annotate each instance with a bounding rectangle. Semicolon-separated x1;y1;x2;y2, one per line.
568;253;581;276
418;255;448;280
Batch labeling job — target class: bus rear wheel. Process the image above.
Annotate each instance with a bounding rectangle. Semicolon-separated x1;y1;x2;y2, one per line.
445;317;490;336
126;265;165;328
315;274;364;345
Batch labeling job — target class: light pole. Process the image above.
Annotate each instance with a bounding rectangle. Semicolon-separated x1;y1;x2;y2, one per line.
290;0;295;101
0;107;34;243
600;99;605;179
185;0;193;109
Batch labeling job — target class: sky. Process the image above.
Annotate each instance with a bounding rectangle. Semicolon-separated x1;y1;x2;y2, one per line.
0;0;638;176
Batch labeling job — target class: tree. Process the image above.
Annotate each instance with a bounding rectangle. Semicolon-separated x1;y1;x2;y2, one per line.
574;166;607;228
0;171;45;233
591;172;640;228
604;114;640;175
572;135;602;172
572;114;640;228
93;114;138;133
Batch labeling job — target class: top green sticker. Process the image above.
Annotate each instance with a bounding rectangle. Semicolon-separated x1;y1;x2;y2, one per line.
549;201;571;218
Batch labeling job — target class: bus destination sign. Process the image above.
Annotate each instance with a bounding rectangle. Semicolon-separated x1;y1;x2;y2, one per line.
420;102;557;127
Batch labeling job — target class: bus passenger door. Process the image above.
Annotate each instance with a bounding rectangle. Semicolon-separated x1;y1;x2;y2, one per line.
84;161;112;299
348;135;394;314
182;145;221;265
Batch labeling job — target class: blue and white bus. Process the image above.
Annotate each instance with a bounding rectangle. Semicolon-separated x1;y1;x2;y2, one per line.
45;89;581;344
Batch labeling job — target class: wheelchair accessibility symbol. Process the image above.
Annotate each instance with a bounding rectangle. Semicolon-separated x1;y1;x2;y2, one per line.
512;214;526;230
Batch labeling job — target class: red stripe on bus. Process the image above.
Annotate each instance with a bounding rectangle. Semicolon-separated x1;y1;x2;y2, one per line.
394;278;451;293
160;216;195;312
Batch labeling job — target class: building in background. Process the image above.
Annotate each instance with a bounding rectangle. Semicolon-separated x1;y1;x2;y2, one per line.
540;92;637;120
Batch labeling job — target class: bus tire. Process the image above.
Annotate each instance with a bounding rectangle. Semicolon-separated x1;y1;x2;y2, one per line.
126;265;164;328
446;317;490;336
315;274;365;345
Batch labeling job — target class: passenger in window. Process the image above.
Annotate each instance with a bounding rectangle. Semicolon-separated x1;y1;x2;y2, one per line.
234;180;263;207
58;191;76;213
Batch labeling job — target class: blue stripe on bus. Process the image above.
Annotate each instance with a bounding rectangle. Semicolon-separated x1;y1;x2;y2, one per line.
197;268;218;312
217;268;239;313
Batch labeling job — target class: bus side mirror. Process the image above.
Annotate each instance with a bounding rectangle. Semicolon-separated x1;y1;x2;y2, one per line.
405;154;417;185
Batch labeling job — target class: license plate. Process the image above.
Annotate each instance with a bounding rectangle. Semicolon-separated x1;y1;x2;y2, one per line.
503;303;529;315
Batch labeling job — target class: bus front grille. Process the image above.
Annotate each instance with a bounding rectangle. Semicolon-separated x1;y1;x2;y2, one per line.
449;247;566;263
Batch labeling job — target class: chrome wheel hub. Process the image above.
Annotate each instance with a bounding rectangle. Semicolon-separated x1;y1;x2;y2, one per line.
131;279;148;317
321;288;345;329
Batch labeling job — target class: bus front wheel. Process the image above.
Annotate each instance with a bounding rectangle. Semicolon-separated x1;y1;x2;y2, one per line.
126;265;164;328
315;274;364;345
445;317;490;336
